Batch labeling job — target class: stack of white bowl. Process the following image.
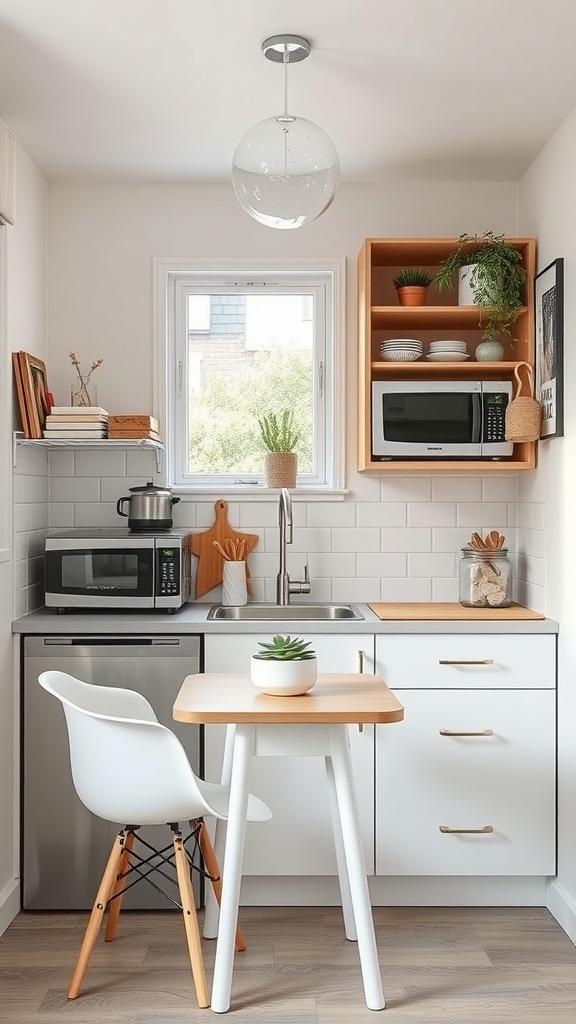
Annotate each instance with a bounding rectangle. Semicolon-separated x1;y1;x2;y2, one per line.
380;338;423;362
426;340;469;362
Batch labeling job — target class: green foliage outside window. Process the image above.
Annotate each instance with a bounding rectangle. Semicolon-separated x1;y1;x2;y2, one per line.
187;350;313;475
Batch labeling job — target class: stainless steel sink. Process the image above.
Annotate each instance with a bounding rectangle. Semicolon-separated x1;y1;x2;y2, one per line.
207;603;364;621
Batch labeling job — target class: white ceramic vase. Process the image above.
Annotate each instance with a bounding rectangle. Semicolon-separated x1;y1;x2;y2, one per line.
221;561;248;606
250;656;318;696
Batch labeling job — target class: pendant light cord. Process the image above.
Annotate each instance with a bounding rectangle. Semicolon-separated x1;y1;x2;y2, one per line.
283;45;289;116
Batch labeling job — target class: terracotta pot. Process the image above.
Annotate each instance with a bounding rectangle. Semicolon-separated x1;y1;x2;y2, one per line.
264;451;297;489
396;286;428;307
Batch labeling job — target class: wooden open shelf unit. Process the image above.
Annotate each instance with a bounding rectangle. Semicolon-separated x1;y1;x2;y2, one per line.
357;237;537;472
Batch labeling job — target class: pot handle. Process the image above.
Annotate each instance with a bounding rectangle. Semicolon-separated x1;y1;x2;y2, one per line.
116;497;130;517
172;496;181;506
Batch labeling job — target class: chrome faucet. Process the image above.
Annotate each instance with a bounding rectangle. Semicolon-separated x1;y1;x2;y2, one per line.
276;488;311;605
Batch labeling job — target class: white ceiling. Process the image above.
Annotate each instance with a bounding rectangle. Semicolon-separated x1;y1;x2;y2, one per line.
1;0;576;183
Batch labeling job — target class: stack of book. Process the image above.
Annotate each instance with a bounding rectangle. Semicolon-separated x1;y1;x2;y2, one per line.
108;415;160;441
43;407;109;439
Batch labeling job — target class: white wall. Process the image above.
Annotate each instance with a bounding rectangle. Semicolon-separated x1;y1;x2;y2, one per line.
519;109;576;939
0;142;47;933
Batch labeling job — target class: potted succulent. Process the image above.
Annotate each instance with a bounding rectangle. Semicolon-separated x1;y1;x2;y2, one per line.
258;409;300;488
250;634;317;695
392;268;433;306
434;232;527;356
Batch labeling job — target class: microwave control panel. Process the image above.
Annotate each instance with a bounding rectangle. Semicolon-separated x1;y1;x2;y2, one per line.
483;392;508;443
156;547;180;596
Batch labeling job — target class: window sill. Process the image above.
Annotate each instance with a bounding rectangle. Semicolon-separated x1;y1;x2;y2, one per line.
172;487;348;502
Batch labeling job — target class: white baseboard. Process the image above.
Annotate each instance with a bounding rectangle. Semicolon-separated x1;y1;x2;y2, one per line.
239;875;549;907
0;878;20;937
546;879;576;945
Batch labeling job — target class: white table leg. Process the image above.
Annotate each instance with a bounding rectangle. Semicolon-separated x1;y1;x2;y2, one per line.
325;753;357;941
329;724;384;1011
211;723;254;1014
204;725;236;940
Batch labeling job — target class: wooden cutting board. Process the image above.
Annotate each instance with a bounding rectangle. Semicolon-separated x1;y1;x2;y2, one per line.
367;602;545;621
190;500;259;599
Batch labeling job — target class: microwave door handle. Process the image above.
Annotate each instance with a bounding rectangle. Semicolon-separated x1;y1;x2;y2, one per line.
471;393;482;443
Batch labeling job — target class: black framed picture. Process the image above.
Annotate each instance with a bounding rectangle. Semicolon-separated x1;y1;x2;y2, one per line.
534;258;564;439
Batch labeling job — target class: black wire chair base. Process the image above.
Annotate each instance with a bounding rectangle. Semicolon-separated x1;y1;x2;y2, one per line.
106;820;215;912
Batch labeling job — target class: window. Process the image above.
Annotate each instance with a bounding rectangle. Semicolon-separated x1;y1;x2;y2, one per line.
155;258;345;493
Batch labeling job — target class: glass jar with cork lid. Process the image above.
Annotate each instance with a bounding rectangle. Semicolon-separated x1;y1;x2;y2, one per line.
458;532;512;608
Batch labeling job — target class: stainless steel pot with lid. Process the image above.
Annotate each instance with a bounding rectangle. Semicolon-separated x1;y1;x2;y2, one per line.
116;480;181;532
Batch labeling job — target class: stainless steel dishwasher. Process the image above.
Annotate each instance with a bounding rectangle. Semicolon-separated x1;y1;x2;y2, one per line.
22;634;202;910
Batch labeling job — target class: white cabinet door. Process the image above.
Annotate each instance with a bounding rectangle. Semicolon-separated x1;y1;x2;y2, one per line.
204;633;375;875
375;688;556;876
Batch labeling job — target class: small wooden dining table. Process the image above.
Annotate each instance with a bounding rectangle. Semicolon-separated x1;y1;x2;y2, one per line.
173;671;404;1013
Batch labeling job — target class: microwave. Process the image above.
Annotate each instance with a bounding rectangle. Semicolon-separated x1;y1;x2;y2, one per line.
371;380;513;460
44;529;192;612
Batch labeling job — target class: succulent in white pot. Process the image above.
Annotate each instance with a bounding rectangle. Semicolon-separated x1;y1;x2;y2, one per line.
250;634;317;696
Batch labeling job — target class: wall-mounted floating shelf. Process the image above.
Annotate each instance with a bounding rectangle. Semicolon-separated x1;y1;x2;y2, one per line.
12;433;164;472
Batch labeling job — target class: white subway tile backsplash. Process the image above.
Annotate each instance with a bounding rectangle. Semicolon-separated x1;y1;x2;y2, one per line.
332;527;380;553
12;452;548;615
357;552;407;577
432;477;482;502
483;476;518;502
408;552;456;578
358;502;406;527
51;476;100;503
74;450;127;477
408;502;456;527
456;502;508;527
381;476;432;502
381;528;431;552
380;578;432;601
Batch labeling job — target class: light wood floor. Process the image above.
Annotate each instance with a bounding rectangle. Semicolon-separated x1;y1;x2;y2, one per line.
1;906;576;1022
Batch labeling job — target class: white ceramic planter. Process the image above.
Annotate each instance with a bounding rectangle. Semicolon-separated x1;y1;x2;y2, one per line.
458;264;478;305
250;656;318;696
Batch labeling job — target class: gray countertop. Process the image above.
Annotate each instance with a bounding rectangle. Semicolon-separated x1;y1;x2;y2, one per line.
12;604;559;635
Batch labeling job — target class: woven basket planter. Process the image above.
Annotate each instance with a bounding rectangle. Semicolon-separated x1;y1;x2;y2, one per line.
264;452;297;489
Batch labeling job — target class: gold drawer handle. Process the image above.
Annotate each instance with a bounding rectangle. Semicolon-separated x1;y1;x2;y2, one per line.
357;650;365;673
438;659;494;666
439;729;494;737
439;825;494;835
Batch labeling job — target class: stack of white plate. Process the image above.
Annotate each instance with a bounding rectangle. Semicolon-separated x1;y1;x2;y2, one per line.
426;339;469;362
380;338;423;362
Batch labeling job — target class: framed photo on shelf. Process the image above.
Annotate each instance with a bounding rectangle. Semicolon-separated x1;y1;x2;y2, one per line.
14;351;50;439
534;258;564;439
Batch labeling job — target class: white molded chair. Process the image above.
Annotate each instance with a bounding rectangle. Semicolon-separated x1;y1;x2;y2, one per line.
38;670;271;1009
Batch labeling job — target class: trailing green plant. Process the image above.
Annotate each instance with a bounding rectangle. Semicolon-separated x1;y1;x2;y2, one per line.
434;231;526;343
253;635;316;661
258;409;300;452
392;268;432;289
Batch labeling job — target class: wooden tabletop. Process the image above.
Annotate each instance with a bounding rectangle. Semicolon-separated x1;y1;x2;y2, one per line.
173;672;404;725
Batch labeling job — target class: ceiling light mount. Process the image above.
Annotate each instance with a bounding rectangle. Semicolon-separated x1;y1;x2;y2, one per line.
261;35;311;64
231;32;339;230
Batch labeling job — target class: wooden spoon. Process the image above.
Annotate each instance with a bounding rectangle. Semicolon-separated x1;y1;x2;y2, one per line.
487;530;500;549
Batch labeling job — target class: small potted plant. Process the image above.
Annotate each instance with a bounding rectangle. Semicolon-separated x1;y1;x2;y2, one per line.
258;409;300;488
392;268;433;307
434;232;527;358
250;634;317;695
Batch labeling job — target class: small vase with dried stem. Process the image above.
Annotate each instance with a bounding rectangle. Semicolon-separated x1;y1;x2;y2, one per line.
69;351;104;407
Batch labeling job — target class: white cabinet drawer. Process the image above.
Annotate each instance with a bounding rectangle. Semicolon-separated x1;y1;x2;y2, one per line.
375;633;555;689
376;689;556;876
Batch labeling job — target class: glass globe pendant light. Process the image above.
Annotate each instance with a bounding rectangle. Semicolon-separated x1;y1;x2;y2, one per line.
232;35;340;230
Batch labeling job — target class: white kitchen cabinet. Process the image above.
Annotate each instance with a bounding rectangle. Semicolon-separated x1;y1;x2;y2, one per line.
374;634;556;876
204;633;375;876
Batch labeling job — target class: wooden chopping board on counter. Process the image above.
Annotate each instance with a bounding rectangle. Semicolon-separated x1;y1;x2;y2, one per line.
367;602;545;621
190;500;259;599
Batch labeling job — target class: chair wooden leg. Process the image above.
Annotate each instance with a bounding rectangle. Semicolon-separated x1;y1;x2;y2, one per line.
67;832;127;999
173;831;210;1009
104;829;135;942
197;820;246;952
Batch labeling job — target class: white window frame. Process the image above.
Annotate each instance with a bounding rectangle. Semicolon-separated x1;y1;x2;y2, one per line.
153;257;346;497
